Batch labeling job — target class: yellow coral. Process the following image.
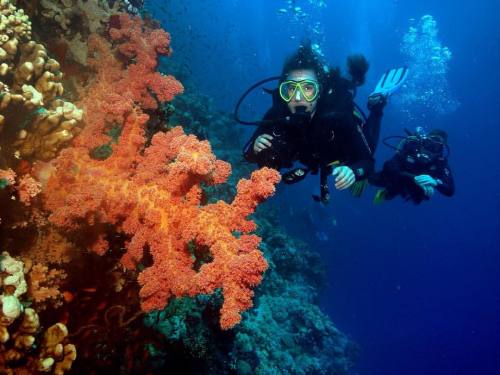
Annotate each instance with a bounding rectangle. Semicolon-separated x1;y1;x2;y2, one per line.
0;253;75;374
0;308;76;374
0;251;27;326
1;251;28;298
40;323;77;375
0;0;81;161
14;98;82;160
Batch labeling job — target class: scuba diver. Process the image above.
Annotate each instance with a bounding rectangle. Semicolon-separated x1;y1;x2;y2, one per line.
370;127;455;204
237;42;407;203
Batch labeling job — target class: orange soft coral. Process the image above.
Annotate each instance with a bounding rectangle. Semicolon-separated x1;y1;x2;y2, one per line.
24;260;66;310
44;110;280;329
0;170;41;206
17;174;42;206
109;13;182;108
74;14;183;150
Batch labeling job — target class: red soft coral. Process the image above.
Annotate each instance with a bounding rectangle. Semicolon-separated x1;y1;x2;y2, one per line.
17;174;42;206
45;111;280;329
0;170;41;206
108;13;183;108
75;14;183;150
42;11;279;330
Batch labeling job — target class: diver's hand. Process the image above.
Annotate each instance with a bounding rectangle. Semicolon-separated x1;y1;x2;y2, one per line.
367;93;387;112
414;174;438;187
253;134;274;153
414;175;437;197
421;185;435;197
332;166;355;190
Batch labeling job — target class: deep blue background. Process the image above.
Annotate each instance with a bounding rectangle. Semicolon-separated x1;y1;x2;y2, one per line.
148;1;500;373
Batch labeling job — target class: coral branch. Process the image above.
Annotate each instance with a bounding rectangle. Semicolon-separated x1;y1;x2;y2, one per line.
75;14;183;150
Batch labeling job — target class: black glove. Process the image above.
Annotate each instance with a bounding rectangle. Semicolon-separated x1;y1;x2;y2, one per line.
367;93;387;114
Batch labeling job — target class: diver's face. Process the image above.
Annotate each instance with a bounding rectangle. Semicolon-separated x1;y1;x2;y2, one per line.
285;69;320;114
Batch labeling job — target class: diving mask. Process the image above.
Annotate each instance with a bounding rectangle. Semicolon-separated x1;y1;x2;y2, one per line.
410;134;445;155
404;135;446;164
279;79;320;102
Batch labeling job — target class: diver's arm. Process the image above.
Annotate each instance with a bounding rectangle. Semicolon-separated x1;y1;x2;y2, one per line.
242;109;276;163
346;158;374;181
435;162;455;197
243;126;272;163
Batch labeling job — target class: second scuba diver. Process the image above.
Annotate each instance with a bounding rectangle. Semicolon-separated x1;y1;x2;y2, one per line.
370;127;455;204
242;42;388;203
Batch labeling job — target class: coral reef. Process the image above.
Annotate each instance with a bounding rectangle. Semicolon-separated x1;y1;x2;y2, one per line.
143;81;357;373
231;214;357;375
0;0;356;373
0;252;76;374
0;0;82;161
21;0;145;67
232;295;354;375
134;56;358;373
38;0;120;35
28;227;73;265
144;295;216;359
39;12;279;330
0;252;27;322
0;169;16;189
0;308;76;374
144;211;358;374
157;58;255;205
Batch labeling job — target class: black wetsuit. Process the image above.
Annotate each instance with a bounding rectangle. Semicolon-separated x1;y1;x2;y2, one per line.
243;87;383;183
370;149;455;204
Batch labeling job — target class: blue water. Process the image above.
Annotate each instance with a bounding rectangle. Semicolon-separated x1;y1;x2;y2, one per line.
148;1;500;373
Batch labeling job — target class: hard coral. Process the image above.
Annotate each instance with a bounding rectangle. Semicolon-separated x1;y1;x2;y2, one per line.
0;0;82;161
38;322;77;374
45;111;280;329
0;252;75;374
0;308;76;374
0;252;27;324
31;0;122;66
38;0;120;35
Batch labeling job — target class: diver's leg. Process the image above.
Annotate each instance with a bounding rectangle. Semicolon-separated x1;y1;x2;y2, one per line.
365;94;387;153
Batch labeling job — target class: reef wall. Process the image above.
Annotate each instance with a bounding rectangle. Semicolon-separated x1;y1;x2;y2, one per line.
0;1;355;373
